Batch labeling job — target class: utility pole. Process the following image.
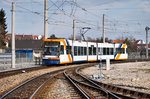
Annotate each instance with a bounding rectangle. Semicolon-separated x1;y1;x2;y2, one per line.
44;0;48;39
73;20;76;40
145;26;150;59
11;2;15;68
102;14;105;43
72;20;76;62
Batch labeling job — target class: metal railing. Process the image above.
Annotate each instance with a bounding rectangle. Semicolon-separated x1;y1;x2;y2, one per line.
0;53;12;64
0;53;38;66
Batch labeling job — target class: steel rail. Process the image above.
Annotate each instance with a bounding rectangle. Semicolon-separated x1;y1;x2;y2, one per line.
69;76;135;99
69;76;109;97
0;68;69;99
0;74;42;99
0;64;93;99
78;72;120;99
0;66;48;79
29;71;64;99
90;78;150;99
75;68;120;99
76;67;150;99
64;71;90;99
29;76;52;99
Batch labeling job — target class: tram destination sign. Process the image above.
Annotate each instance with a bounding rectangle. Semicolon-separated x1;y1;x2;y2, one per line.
45;41;60;45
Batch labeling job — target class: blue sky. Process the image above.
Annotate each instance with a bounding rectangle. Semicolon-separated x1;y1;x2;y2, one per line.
1;0;150;41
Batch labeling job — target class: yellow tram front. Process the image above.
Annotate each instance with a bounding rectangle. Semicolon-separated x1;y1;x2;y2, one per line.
42;39;62;65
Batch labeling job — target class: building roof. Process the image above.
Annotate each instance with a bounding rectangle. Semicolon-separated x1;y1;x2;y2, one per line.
6;34;44;40
135;40;140;44
113;40;125;43
137;44;150;48
135;40;145;44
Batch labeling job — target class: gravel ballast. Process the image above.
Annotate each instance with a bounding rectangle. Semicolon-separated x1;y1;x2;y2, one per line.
80;61;150;93
0;64;80;96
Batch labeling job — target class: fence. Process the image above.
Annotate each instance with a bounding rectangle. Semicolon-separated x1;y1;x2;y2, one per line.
4;49;35;65
128;52;148;59
0;52;42;66
0;53;11;64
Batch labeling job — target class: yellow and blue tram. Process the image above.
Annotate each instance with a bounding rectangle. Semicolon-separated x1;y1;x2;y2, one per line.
42;39;128;65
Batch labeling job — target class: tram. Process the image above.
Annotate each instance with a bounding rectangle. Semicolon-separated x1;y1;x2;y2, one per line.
42;39;128;65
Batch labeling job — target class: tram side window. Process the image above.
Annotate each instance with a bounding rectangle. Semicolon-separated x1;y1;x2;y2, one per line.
122;48;124;53
67;46;71;54
78;46;81;56
89;47;92;55
98;48;100;53
98;48;103;55
110;48;114;55
74;46;77;56
122;48;125;54
93;47;96;55
107;48;109;55
116;48;125;54
103;48;107;55
101;48;103;55
81;47;83;55
61;45;64;54
84;47;87;55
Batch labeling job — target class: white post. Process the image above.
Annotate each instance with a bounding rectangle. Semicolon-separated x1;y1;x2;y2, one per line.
72;20;76;61
44;0;48;39
145;26;149;59
106;57;110;70
11;2;15;68
73;20;76;40
102;14;105;43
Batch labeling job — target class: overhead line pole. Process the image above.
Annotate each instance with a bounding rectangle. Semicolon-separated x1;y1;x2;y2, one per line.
11;2;15;68
44;0;48;39
73;20;76;40
102;14;105;43
145;26;150;59
72;20;76;62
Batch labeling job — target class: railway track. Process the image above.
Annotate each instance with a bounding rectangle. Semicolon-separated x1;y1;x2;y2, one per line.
89;78;150;99
0;66;48;79
32;73;82;99
77;67;150;99
0;61;150;99
0;63;95;99
64;68;120;99
0;67;72;99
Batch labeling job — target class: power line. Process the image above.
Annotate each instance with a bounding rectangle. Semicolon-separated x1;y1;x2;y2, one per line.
3;0;99;30
48;0;98;27
68;1;100;18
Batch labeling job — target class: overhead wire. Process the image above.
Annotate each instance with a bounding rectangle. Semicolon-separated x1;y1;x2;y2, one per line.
104;14;149;38
5;0;148;39
4;0;102;33
48;0;98;28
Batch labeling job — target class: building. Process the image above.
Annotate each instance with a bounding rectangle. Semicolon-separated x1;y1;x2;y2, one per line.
6;34;44;48
6;34;44;61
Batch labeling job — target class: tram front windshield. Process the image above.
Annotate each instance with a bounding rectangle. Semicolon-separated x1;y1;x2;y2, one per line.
44;45;59;56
